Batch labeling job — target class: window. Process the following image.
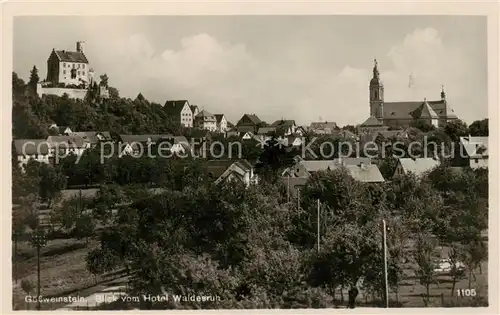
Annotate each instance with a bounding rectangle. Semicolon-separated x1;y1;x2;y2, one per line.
63;63;66;67
474;158;479;164
83;64;85;69
82;71;85;75
72;64;75;69
77;71;80;75
63;70;66;74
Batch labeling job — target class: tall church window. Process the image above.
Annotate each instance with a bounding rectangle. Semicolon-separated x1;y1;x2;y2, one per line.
374;90;379;99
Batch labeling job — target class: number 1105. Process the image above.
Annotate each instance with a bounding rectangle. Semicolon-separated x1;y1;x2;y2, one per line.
457;289;476;297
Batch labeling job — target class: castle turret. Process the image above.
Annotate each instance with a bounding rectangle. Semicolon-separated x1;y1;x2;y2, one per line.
76;41;85;54
441;85;446;101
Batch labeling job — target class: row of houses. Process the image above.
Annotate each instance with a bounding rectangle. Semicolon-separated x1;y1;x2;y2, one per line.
164;100;229;132
280;153;483;197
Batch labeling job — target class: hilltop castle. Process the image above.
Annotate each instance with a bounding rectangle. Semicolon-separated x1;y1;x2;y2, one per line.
37;41;108;100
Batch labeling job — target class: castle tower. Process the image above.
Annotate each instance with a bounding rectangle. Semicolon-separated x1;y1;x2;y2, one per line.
76;41;85;54
369;58;384;118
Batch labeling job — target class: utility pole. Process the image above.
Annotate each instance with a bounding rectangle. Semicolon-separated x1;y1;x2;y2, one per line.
317;199;320;252
287;174;290;203
31;228;47;311
382;219;389;308
297;188;300;210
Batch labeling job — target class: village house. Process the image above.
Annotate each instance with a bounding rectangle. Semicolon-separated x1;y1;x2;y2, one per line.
309;121;338;134
295;126;307;136
271;119;296;136
254;127;277;143
214;114;229;133
46;135;88;156
70;131;112;148
49;124;73;135
190;105;200;117
13;139;52;170
458;136;488;169
164;100;193;128
358;116;390;134
392;157;440;179
365;59;458;129
119;134;175;155
285;158;383;183
194;110;217;132
206;159;257;187
282;135;303;147
236;114;263;133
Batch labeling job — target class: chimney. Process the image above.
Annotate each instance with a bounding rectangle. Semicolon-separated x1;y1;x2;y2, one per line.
76;41;85;53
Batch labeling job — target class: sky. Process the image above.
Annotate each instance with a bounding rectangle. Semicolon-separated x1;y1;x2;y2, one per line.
14;16;487;126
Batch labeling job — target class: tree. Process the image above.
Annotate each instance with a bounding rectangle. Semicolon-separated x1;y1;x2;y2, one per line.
410;119;435;133
20;279;34;310
442;119;468;142
108;86;120;99
86;247;121;284
93;184;124;224
414;233;436;306
12;72;26;95
28;65;40;91
378;157;398;180
73;214;94;246
468;119;488;136
38;165;67;207
448;244;466;296
462;239;487;288
99;74;109;87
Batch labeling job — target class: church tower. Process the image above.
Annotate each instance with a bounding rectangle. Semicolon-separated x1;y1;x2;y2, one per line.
369;59;384;118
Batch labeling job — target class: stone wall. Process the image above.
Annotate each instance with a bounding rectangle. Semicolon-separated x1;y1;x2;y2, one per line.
37;84;88;100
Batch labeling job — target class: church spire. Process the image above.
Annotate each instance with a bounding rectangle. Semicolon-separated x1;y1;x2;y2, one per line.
441;85;446;100
373;58;379;78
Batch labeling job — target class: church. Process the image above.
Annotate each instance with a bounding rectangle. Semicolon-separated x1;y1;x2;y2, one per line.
361;59;458;129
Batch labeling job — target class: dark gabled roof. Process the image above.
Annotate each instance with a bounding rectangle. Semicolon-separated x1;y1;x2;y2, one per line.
334;157;372;166
214;114;225;123
257;127;277;135
13;139;50;155
237;114;262;126
196;110;216;121
310;121;337;129
190;105;199;114
164;100;189;116
206;159;252;180
236;126;255;133
70;131;112;144
411;100;439;119
271;119;296;127
54;50;89;63
382;99;455;120
188;129;211;139
119;134;173;144
46;135;86;148
429;100;458;119
361;116;384;126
